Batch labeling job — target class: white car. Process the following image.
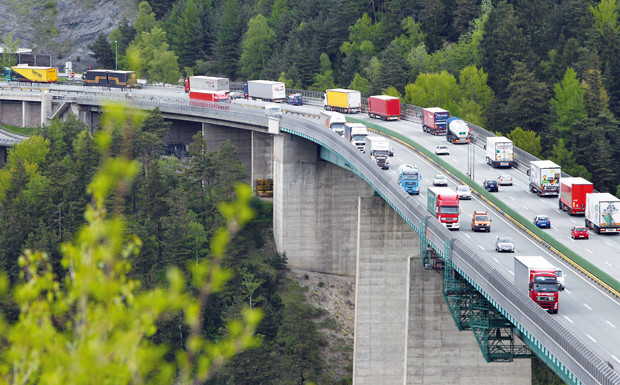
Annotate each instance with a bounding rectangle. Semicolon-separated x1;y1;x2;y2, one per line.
497;175;513;186
456;185;472;200
435;145;450;155
433;174;448;186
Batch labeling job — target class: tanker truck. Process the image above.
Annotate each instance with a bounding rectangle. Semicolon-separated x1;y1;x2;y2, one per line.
446;117;471;144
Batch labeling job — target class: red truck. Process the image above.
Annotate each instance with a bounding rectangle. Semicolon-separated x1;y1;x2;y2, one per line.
189;91;230;106
422;107;450;135
559;177;593;216
514;256;559;313
427;187;460;230
368;95;401;121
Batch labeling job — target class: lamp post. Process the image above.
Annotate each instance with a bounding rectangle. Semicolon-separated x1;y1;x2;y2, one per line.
115;40;118;70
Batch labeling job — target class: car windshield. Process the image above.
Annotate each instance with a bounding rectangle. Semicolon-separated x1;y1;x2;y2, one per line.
475;215;489;221
435;175;446;180
537;216;549;221
500;175;510;179
575;227;587;232
457;186;469;192
498;237;512;243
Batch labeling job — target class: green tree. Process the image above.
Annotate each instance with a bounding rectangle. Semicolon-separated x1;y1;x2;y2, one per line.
240;14;276;79
550;68;587;139
87;33;115;69
134;1;158;36
0;102;262;384
349;73;371;97
549;139;592;180
373;43;407;94
215;0;244;78
128;26;180;83
404;71;460;114
506;126;542;157
310;53;336;91
502;62;550;135
458;65;494;126
0;32;19;68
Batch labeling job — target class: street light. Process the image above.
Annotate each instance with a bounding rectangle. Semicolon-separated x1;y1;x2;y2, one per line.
115;40;118;70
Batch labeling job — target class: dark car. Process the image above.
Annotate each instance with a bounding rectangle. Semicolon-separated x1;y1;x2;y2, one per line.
483;179;499;192
571;226;589;239
533;215;551;228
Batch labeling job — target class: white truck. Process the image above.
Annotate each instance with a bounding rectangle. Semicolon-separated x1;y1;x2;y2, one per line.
585;193;620;234
324;88;361;113
319;111;346;137
245;80;286;102
186;76;229;92
446;117;471;144
529;160;561;196
344;122;367;151
364;135;390;169
486;136;515;168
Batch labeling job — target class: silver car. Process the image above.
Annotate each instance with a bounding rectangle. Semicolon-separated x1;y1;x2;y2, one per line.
456;185;471;200
432;174;448;186
495;236;515;252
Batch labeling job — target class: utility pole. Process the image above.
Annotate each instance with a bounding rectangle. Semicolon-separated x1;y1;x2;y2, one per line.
115;40;118;70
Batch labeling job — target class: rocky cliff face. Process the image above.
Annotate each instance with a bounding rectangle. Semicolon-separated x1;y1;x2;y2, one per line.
0;0;136;71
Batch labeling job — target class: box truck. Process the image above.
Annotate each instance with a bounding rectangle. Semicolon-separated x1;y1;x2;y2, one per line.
5;66;57;83
486;137;515;168
344;123;368;151
397;164;421;195
244;80;286;102
585;193;620;234
427;187;460;230
364;135;390;169
529;160;561;197
185;76;230;93
446;117;471;144
422;107;449;135
189;91;229;103
514;256;559;313
559;177;593;215
319;111;346;136
324;89;361;113
367;95;401;120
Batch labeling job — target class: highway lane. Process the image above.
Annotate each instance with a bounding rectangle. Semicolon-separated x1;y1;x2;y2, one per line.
378;136;620;367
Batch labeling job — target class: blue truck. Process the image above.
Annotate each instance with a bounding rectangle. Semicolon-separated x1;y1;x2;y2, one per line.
398;164;421;194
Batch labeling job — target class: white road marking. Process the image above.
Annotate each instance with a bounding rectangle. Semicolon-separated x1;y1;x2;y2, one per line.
605;241;613;247
605;261;613;267
478;245;484;250
612;355;620;364
584;303;592;310
586;334;597;343
509;270;514;276
606;320;616;328
463;233;471;239
563;316;573;324
492;257;499;263
510;196;516;200
584;248;593;254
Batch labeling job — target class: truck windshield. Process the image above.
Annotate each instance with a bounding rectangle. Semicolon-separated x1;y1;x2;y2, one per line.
439;206;459;214
374;150;389;156
403;174;418;180
331;123;345;130
533;276;558;292
352;135;366;141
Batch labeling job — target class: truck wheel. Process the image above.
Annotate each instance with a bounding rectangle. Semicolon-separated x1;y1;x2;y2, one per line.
558;200;563;210
568;208;572;216
595;225;600;234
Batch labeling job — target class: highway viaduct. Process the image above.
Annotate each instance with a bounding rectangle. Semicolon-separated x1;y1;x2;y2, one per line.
0;88;618;385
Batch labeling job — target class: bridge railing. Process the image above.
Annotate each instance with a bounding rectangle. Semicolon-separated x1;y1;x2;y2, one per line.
280;113;620;385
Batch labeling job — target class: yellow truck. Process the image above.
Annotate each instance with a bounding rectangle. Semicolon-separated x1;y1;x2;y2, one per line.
4;66;58;83
324;88;361;113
